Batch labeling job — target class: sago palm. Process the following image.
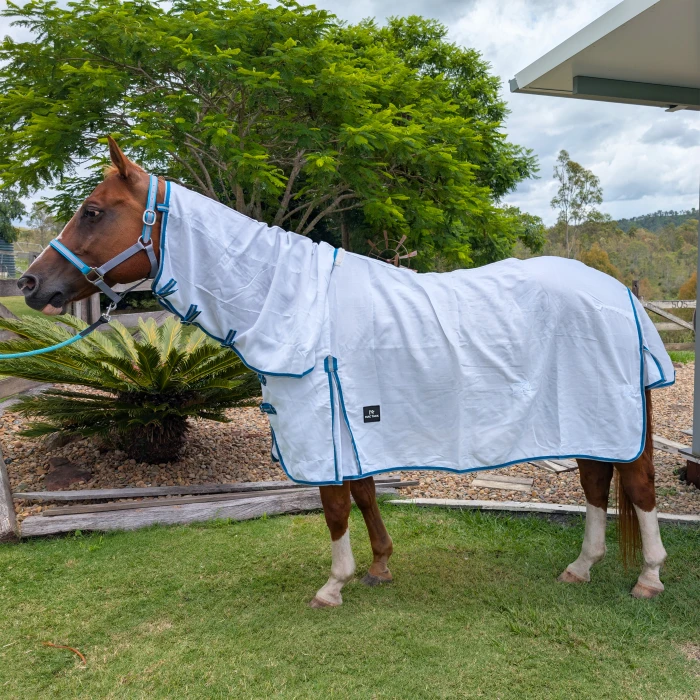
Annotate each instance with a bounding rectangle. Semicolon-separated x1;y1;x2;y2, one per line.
0;314;260;462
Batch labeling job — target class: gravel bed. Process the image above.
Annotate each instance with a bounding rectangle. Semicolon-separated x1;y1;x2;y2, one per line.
3;406;284;521
3;364;698;522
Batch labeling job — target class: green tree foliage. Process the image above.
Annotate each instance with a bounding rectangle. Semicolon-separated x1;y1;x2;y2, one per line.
678;271;696;300
0;189;25;243
579;242;620;279
550;150;603;258
0;0;541;269
524;217;698;300
0;315;259;463
617;208;699;233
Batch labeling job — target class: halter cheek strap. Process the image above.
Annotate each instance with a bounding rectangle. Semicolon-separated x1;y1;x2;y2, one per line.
0;174;170;359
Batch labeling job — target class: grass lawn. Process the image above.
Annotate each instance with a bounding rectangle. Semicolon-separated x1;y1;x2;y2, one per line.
0;506;698;699
0;295;46;320
669;350;695;364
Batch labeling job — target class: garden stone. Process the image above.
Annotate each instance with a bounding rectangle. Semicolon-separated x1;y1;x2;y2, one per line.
43;432;79;451
44;458;92;490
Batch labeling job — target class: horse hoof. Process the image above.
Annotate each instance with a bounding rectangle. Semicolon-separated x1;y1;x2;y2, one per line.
557;568;588;584
631;582;663;599
309;596;340;608
361;572;393;587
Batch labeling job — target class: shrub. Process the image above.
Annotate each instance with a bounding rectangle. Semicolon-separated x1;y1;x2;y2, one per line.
0;314;260;463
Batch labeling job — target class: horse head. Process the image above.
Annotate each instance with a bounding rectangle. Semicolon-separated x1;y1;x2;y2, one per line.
18;137;164;314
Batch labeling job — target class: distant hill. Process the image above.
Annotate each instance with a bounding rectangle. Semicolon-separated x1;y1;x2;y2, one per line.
617;208;698;233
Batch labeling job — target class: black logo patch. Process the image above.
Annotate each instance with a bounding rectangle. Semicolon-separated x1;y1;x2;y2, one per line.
363;405;380;423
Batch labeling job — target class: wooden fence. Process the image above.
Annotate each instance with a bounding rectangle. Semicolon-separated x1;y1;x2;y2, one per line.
641;299;695;351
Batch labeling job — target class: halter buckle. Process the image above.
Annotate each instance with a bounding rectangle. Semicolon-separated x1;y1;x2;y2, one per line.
85;268;106;284
142;209;157;226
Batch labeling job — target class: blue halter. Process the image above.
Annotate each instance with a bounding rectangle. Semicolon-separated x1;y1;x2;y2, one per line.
0;175;169;359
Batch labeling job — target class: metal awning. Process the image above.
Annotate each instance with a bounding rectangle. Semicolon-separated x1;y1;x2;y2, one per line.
510;0;700;111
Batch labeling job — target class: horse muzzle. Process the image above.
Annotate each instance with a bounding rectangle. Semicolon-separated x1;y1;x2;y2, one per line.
17;274;69;315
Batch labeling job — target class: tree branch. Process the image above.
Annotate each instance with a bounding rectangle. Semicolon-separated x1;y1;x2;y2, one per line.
273;150;306;226
301;193;358;236
170;152;208;194
184;142;219;201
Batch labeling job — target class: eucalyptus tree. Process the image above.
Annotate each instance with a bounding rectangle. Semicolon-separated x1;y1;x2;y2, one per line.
551;150;604;258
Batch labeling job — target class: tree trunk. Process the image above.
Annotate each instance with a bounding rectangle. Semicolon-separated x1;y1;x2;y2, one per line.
340;213;351;251
0;446;19;542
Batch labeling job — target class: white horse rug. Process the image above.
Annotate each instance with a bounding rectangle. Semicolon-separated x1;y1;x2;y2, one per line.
153;183;674;485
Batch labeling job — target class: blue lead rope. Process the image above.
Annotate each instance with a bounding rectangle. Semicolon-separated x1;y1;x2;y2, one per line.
0;314;111;359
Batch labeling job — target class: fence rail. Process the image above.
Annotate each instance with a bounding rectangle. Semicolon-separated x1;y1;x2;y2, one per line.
640;300;695;351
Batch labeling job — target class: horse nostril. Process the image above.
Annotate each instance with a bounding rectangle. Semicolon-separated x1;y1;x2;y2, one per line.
18;274;38;294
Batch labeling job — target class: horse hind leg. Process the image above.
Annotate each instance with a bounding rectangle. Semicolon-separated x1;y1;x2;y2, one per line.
615;393;666;598
616;467;666;598
558;459;613;583
349;477;394;586
310;482;356;608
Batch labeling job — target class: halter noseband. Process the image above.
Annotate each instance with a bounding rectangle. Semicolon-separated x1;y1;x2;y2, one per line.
0;174;170;359
49;174;169;305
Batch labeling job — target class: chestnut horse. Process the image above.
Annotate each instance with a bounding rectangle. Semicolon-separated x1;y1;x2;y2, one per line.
18;139;667;604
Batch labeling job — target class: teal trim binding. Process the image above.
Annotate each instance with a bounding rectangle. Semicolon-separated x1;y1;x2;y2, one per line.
643;343;675;389
260;403;277;415
325;359;340;482
331;369;363;476
221;329;237;348
270;427;342;486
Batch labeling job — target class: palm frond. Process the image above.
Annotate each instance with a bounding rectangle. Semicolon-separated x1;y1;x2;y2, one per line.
138;316;159;345
1;313;261;462
157;316;182;357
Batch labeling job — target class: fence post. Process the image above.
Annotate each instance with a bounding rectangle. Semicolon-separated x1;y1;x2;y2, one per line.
0;446;19;542
87;293;101;323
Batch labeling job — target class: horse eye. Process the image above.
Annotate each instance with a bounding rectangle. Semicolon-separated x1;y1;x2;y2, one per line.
84;208;102;219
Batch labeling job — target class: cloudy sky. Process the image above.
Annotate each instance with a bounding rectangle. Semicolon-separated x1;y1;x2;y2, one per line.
2;0;698;224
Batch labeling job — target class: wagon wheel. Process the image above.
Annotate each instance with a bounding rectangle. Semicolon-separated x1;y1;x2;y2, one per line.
366;231;418;269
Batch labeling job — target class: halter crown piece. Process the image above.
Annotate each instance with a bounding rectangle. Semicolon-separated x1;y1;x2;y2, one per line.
0;174;169;359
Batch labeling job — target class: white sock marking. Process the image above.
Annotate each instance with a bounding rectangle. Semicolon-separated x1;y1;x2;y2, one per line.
566;503;607;581
633;506;667;591
315;530;355;606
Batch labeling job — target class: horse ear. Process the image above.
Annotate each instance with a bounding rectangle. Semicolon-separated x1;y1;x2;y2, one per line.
107;136;134;179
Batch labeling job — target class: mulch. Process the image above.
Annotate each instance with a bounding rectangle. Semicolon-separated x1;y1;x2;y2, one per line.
2;364;698;522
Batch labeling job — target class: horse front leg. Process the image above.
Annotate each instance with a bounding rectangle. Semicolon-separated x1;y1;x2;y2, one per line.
559;459;613;583
310;482;355;608
349;476;394;586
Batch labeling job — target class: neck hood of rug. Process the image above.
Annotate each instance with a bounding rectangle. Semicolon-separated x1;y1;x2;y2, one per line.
153;183;335;377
